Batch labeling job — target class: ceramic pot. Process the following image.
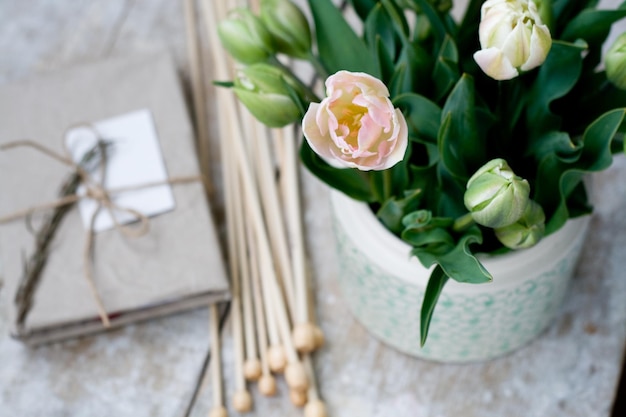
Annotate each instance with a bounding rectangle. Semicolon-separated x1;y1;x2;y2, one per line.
330;190;590;362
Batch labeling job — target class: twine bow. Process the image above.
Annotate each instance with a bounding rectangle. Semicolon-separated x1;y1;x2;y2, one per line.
0;133;202;329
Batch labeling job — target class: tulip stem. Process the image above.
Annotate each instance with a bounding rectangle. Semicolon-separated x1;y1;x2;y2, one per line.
269;56;321;102
453;213;474;232
306;52;329;80
383;169;393;201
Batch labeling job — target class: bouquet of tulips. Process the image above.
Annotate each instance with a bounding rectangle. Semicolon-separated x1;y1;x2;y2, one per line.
218;0;626;343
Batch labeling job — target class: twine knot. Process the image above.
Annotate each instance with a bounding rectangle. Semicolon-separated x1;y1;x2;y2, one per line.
0;131;202;331
85;184;109;202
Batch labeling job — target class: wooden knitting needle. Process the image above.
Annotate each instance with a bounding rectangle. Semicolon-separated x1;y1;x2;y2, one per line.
303;355;327;417
237;106;287;375
277;125;324;352
232;153;262;382
222;108;252;413
202;0;308;395
230;113;262;381
246;225;277;396
248;112;297;321
246;114;314;397
239;90;309;392
202;0;251;411
208;304;228;417
182;0;213;194
182;1;228;415
208;0;309;398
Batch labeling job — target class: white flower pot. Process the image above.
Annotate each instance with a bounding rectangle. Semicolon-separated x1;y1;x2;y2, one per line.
330;189;591;363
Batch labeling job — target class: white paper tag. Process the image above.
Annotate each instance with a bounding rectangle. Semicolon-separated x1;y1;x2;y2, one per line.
65;109;176;233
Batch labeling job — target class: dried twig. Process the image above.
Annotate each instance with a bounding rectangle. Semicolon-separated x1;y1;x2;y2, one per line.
14;143;104;333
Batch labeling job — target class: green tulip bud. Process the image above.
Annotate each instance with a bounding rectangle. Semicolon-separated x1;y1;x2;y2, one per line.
464;158;530;229
495;200;546;249
233;63;303;127
260;0;312;59
606;32;626;90
217;8;275;65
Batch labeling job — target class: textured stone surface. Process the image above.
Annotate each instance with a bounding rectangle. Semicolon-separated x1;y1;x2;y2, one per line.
1;1;625;417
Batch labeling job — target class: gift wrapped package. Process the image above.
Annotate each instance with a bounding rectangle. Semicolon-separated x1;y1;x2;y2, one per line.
0;52;230;345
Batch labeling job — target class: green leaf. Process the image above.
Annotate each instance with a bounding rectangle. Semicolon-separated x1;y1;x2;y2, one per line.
474;104;497;142
529;131;582;162
527;40;587;137
402;211;455;257
213;80;234;88
404;226;455;250
409;160;440;209
432;35;460;102
436;163;468;217
348;0;378;21
403;210;454;229
553;0;602;34
419;265;448;346
436;34;458;67
456;0;482;52
381;0;410;40
393;93;442;143
561;7;626;48
438;74;482;179
389;64;408;98
570;72;626;131
535;109;626;234
299;140;375;202
434;226;491;284
374;35;396;83
433;58;459;102
411;0;447;48
389;40;432;96
364;4;398;61
409;225;490;284
307;0;379;76
377;189;423;234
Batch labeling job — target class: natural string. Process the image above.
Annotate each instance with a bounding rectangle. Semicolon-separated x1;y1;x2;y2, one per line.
0;136;203;330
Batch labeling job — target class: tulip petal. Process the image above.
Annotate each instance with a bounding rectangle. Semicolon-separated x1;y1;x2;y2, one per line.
501;20;530;69
356;113;383;155
474;47;519;80
521;24;552;72
303;103;346;168
379;109;409;170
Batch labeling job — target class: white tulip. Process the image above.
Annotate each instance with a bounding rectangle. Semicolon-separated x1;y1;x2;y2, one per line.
473;0;552;80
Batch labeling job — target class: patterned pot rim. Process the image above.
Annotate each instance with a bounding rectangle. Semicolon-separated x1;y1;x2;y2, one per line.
330;189;591;294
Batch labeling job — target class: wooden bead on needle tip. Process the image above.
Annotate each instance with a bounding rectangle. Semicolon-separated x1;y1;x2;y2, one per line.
285;362;309;392
293;322;318;353
268;344;287;373
313;325;325;349
290;389;308;407
208;406;228;417
304;399;328;417
243;358;262;381
232;390;253;412
258;374;277;396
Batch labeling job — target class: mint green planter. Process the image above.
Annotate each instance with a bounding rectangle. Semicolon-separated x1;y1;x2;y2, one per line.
331;190;590;362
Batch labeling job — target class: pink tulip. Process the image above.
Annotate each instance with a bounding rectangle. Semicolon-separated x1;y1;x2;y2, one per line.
302;71;408;171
